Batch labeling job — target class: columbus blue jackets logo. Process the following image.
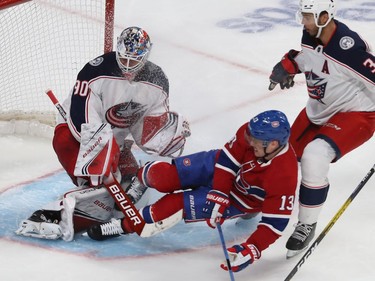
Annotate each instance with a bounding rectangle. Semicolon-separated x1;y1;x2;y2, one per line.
89;57;104;66
339;36;355;50
105;100;146;128
305;71;327;104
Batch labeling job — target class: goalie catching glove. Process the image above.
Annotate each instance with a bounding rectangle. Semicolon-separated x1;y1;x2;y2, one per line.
269;49;300;91
141;111;191;158
221;243;260;272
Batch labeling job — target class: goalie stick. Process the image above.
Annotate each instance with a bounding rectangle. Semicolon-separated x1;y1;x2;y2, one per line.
284;163;375;281
45;89;181;237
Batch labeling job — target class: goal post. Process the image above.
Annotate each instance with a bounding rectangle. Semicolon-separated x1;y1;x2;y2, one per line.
0;0;115;137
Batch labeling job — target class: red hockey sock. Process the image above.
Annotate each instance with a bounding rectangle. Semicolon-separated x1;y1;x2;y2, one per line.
121;218;135;234
149;193;184;222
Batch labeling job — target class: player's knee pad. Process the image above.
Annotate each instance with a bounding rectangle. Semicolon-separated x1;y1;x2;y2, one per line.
139;161;180;193
300;138;336;186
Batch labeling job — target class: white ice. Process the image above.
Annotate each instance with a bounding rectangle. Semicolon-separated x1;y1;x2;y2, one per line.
1;1;375;280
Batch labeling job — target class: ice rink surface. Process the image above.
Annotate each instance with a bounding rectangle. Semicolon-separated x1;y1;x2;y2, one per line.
1;1;375;280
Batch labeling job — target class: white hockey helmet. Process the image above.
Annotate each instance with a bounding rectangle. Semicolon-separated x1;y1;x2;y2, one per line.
296;0;336;28
116;27;152;74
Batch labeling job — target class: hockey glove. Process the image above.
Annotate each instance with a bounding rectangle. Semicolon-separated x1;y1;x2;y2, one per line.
269;49;300;91
221;243;260;272
202;190;230;228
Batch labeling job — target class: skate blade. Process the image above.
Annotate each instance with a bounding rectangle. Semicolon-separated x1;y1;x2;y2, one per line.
286;247;307;259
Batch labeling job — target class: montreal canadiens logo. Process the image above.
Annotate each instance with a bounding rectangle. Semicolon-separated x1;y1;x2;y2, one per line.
339;36;355;50
183;158;191;166
271;121;280;128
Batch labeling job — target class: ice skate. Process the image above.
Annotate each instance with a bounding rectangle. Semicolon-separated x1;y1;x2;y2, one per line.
87;218;125;241
286;222;317;259
125;176;148;204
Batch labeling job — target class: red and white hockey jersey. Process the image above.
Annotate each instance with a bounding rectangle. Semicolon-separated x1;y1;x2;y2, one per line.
212;123;298;252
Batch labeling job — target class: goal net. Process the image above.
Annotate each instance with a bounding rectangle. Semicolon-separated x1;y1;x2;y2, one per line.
0;0;114;137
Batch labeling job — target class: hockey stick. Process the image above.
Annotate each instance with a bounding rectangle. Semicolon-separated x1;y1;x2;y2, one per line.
217;223;235;281
45;89;181;237
284;163;375;281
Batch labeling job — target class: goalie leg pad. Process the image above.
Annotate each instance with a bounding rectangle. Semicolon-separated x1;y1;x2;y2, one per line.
74;123;120;186
60;186;116;241
61;181;150;241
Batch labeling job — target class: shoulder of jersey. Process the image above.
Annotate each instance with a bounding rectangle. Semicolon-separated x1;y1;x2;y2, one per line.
134;61;169;94
328;20;366;53
302;20;368;69
326;20;372;75
77;51;122;81
301;20;365;52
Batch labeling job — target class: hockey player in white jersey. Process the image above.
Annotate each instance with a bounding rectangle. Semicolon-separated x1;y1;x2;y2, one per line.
15;27;191;241
268;0;375;258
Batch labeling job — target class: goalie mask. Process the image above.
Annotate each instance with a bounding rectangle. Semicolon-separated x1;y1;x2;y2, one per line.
116;27;152;75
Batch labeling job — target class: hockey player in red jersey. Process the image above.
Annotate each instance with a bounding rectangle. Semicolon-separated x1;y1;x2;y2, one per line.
268;0;375;258
15;27;191;241
87;110;298;272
